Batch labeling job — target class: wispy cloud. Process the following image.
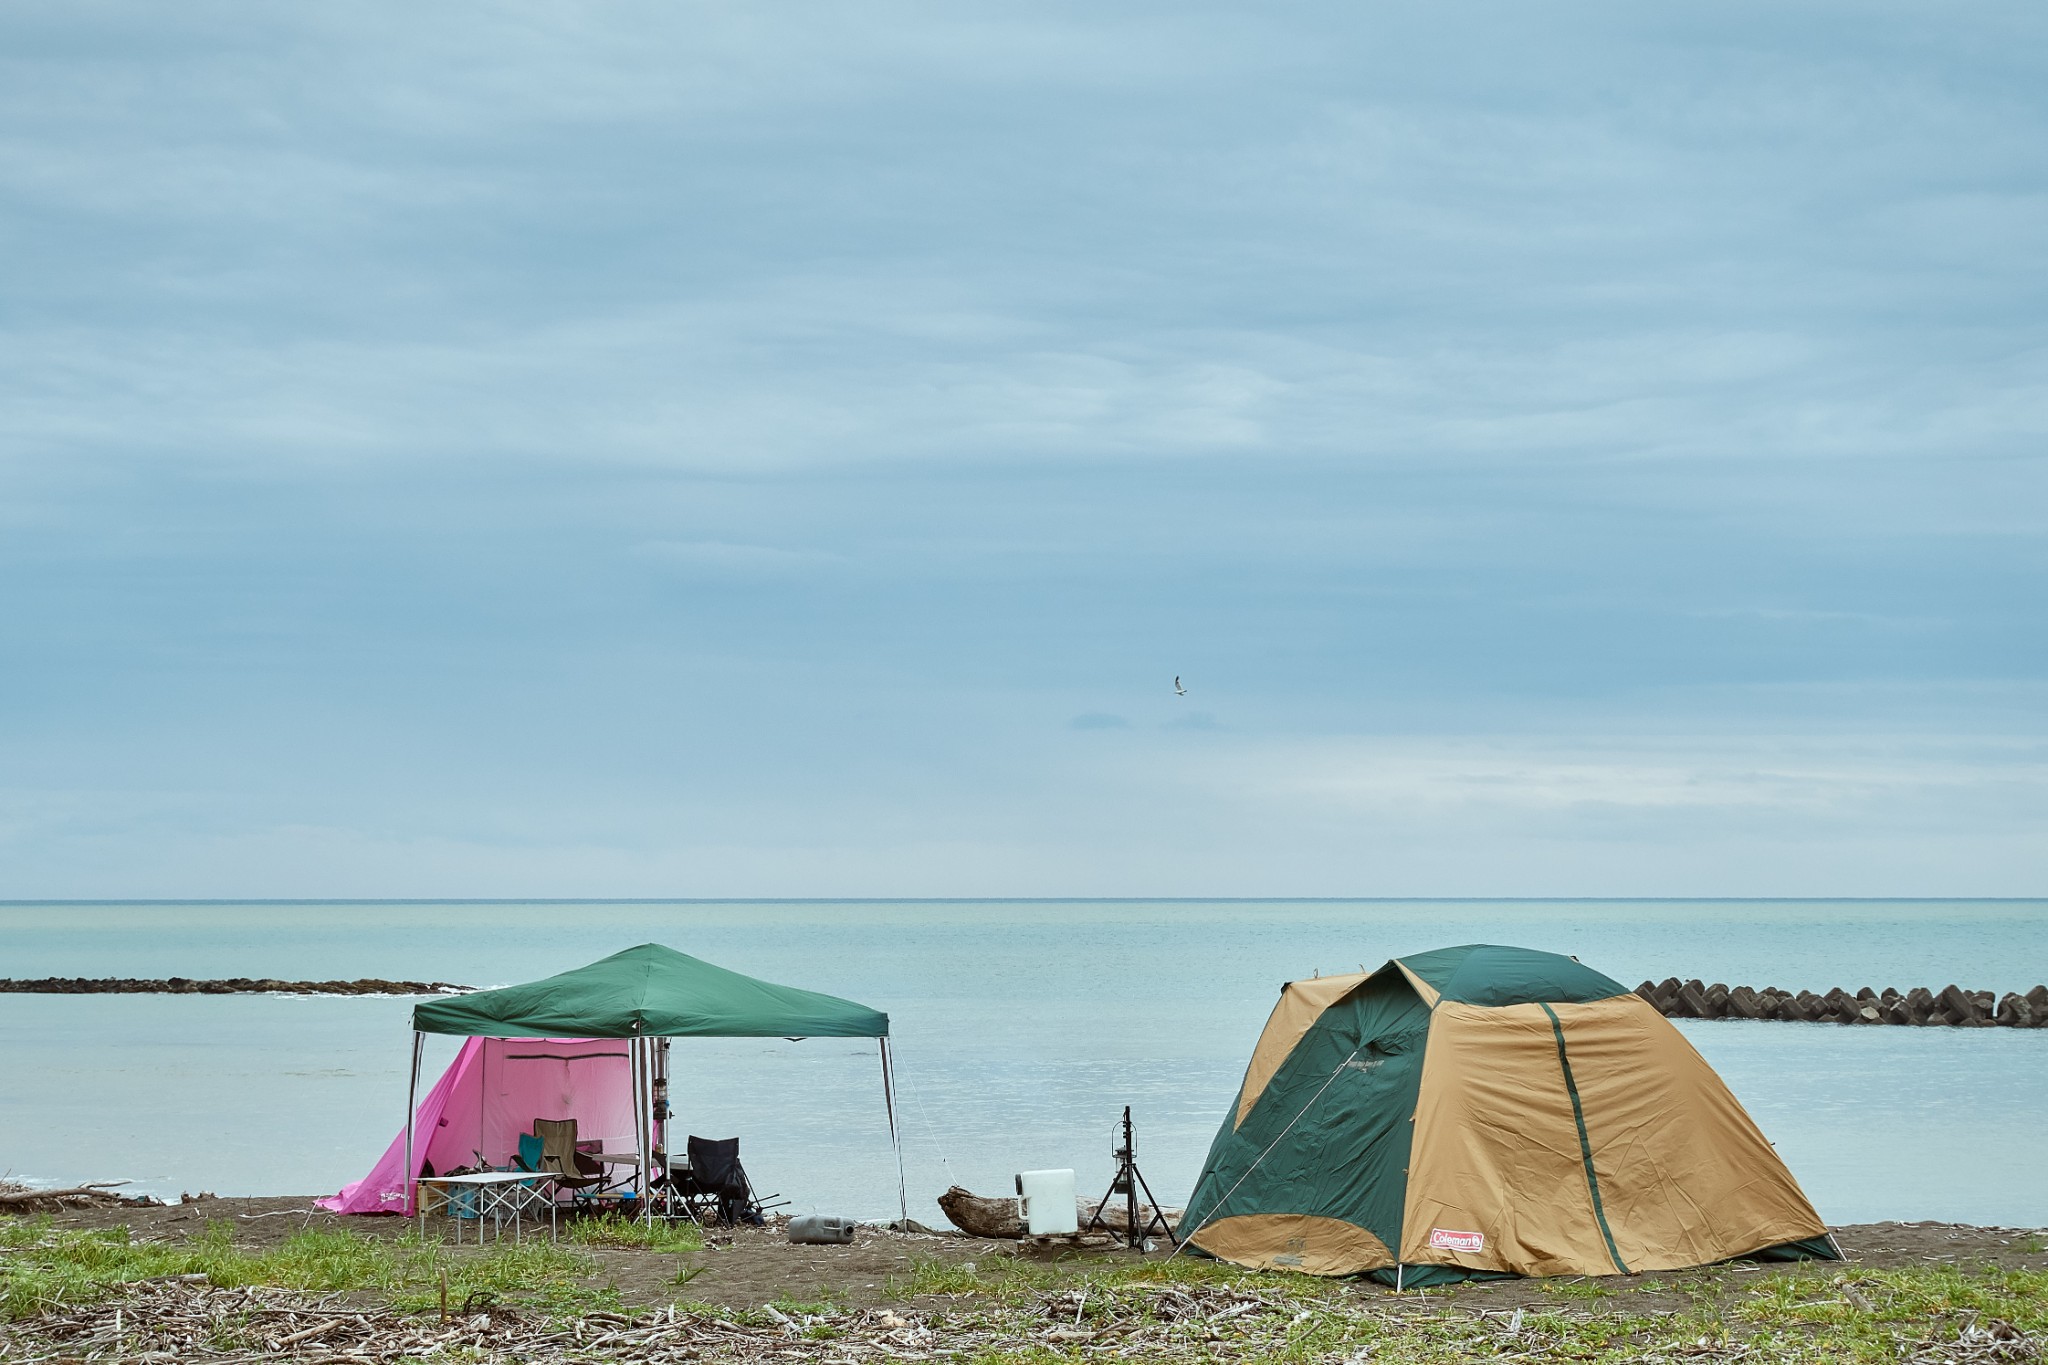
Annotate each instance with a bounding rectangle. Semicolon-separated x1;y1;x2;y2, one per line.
630;539;842;578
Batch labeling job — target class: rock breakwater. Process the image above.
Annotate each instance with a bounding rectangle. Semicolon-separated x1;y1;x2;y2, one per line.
1637;977;2048;1026
0;976;470;996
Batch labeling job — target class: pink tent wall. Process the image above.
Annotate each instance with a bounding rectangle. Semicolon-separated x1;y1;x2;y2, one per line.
319;1037;636;1215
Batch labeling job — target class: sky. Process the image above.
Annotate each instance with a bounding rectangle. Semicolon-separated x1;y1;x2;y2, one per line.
1;1;2043;897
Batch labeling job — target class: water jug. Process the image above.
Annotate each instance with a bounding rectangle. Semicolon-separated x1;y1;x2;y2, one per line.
788;1213;858;1244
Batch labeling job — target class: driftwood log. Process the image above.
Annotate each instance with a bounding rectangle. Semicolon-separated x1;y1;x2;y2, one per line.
936;1186;1183;1240
0;1181;154;1211
936;1186;1024;1238
1637;979;2048;1027
1081;1200;1181;1237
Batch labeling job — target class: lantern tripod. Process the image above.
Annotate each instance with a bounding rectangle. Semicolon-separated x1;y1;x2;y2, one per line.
1082;1106;1175;1249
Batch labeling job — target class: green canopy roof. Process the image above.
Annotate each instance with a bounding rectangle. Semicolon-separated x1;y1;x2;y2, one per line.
412;943;890;1039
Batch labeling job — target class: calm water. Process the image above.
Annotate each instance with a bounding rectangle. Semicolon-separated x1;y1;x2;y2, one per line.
1;900;2044;1227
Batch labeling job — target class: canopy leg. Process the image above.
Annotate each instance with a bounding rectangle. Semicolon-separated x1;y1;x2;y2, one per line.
403;1030;423;1218
632;1035;651;1226
880;1038;907;1224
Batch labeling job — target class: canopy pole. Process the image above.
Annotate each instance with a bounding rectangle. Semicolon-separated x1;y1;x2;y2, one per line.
880;1037;907;1224
633;1035;651;1226
655;1037;670;1158
402;1030;423;1217
653;1037;671;1211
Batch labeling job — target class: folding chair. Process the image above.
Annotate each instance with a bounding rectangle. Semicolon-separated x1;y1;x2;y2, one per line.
514;1131;545;1173
677;1135;783;1226
532;1118;610;1205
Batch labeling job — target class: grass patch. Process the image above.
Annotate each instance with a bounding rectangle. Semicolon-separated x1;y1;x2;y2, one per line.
0;1217;618;1322
562;1214;702;1253
879;1253;2048;1365
887;1255;1060;1303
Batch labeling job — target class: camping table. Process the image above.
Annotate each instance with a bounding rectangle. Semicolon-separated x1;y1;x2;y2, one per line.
588;1149;647;1191
416;1172;560;1245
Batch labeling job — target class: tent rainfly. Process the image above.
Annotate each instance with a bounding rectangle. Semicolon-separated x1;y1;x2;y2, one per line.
344;944;897;1219
1178;944;1837;1285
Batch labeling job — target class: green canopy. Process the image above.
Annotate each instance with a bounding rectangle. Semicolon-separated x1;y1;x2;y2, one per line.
412;943;890;1039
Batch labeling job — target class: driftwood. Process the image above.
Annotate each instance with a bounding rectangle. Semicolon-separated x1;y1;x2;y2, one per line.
0;1180;153;1211
0;1275;1307;1364
0;976;470;996
1637;979;2048;1027
1;1256;2040;1364
936;1185;1024;1238
936;1187;1181;1242
1080;1199;1181;1237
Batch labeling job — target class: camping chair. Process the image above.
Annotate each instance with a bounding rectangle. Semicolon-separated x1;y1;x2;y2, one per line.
532;1118;613;1206
676;1135;782;1226
514;1131;546;1173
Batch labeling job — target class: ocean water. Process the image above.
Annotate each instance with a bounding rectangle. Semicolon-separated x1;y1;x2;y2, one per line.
1;900;2044;1228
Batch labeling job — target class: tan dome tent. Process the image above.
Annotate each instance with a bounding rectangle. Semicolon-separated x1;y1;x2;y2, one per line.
1178;945;1837;1286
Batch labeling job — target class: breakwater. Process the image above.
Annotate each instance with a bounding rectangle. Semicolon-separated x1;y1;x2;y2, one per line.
1637;978;2048;1027
0;977;469;996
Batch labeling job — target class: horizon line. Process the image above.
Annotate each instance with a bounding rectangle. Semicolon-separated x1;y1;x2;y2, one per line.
2;896;2041;906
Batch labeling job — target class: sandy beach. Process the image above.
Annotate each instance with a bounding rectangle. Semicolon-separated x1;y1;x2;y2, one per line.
17;1195;2048;1309
4;1196;2044;1363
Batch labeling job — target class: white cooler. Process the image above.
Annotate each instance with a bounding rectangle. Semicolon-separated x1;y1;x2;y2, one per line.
1014;1168;1078;1236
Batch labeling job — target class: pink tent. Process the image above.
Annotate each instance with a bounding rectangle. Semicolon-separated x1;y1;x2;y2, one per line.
319;1037;634;1215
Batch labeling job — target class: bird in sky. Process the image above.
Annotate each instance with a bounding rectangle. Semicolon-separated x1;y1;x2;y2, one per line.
1174;676;1187;696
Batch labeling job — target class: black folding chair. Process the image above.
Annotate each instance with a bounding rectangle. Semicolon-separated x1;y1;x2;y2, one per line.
676;1135;783;1225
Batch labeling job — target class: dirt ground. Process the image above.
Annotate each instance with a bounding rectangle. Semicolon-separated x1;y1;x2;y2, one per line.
19;1196;2048;1314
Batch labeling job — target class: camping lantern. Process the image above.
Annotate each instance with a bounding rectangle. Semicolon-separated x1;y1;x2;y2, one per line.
652;1075;670;1123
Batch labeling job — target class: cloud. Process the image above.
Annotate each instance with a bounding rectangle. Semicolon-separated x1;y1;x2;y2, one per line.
630;539;841;578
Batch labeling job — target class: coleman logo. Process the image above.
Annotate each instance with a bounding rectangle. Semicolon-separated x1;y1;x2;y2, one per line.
1429;1227;1485;1253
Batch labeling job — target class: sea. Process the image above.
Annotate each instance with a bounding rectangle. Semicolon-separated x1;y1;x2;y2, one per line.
2;900;2044;1228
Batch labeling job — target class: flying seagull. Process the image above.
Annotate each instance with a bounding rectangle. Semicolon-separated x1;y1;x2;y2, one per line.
1174;676;1187;696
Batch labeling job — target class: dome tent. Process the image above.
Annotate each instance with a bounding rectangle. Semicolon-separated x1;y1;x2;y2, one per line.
1178;945;1837;1286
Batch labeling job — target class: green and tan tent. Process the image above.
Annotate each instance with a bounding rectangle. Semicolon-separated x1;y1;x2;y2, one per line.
1179;945;1836;1285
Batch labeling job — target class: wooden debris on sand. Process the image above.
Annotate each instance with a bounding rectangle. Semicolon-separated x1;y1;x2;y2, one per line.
0;1180;158;1212
0;1277;1302;1363
2;1274;2038;1365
